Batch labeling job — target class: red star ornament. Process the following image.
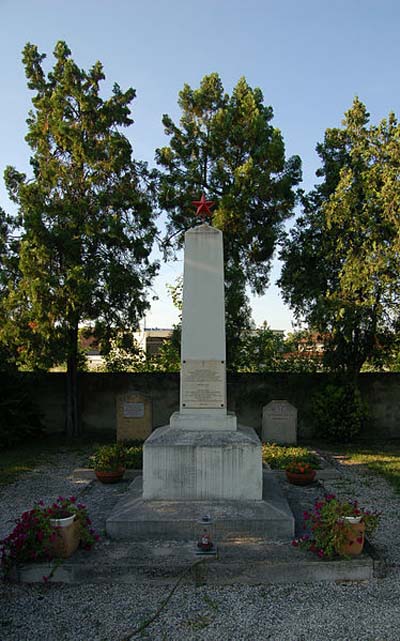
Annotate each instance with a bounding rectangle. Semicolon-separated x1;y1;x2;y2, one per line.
192;193;215;220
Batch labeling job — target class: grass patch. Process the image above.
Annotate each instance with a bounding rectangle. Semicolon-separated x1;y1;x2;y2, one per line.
262;442;321;470
0;431;115;486
338;443;400;494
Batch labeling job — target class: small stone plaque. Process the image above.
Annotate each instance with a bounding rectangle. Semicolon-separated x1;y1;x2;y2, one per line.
123;402;145;418
262;400;297;444
116;392;152;442
181;359;225;409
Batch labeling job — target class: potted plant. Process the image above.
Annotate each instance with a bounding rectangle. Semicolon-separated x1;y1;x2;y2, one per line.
91;444;127;483
1;496;99;579
292;493;380;558
285;461;317;486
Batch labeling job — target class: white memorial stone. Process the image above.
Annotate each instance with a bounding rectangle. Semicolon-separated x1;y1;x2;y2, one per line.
169;224;237;431
143;220;262;500
262;400;297;444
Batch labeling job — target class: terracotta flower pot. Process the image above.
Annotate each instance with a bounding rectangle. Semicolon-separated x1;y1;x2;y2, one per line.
336;520;366;557
95;467;125;484
286;470;316;486
49;518;80;558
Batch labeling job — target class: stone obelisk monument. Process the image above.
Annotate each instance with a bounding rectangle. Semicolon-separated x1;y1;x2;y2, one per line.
143;195;262;500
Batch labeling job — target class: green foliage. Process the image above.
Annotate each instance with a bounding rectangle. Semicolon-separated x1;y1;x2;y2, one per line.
310;383;368;442
235;323;285;372
157;73;301;367
102;332;145;372
0;374;44;448
146;330;180;372
280;98;400;376
89;441;143;470
2;41;158;435
262;443;320;469
122;441;143;469
90;443;127;471
294;494;380;559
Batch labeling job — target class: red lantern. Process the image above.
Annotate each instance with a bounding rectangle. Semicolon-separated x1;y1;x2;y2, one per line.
196;514;216;555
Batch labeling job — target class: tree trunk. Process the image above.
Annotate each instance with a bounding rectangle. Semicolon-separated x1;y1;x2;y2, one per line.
65;324;81;438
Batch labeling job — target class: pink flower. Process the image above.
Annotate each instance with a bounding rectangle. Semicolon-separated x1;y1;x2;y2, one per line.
317;549;324;558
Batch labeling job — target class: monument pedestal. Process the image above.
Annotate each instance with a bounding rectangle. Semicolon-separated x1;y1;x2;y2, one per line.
169;410;237;431
143;424;262;501
106;214;293;542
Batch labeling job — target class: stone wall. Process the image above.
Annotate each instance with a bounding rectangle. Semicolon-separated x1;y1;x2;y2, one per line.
4;371;400;440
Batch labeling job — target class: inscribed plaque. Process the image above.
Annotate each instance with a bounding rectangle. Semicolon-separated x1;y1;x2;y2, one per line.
123;402;145;418
181;359;225;409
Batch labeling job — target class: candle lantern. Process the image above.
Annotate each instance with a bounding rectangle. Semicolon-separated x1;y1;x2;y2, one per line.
196;514;217;556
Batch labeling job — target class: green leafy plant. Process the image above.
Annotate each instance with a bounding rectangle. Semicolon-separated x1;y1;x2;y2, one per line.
1;496;99;577
90;444;127;472
292;494;380;558
310;383;368;441
262;443;320;470
123;442;144;469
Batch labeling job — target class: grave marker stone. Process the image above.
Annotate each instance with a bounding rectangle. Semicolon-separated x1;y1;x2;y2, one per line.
116;391;152;441
262;400;297;444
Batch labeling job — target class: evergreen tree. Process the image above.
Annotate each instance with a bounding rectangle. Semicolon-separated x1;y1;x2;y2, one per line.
279;98;400;377
156;73;301;367
2;42;158;435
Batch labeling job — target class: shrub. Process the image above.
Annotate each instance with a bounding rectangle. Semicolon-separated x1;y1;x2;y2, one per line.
310;383;368;442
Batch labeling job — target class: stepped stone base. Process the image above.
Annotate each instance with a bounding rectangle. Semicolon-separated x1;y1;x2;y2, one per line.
142;424;262;501
106;473;294;541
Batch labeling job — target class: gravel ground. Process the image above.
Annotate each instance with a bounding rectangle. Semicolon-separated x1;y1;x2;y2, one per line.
1;450;400;641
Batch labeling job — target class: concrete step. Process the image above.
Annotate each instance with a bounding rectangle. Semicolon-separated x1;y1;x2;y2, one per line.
106;475;295;541
9;538;382;585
